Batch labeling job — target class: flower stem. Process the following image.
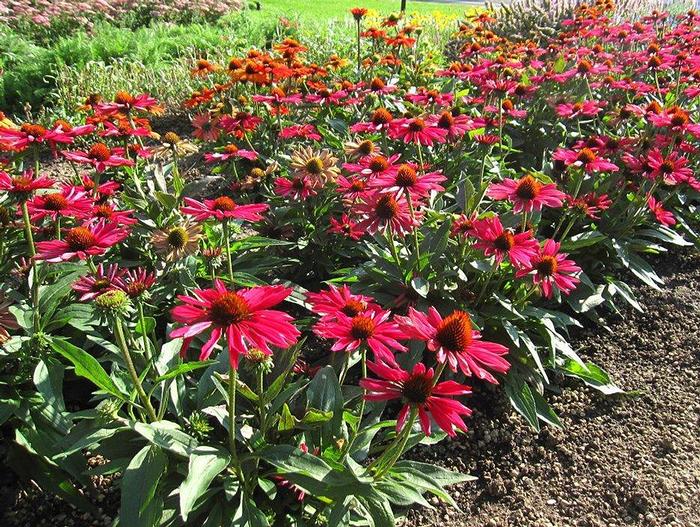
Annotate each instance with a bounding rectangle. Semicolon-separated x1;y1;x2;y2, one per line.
345;347;367;454
136;301;153;363
228;364;241;470
371;406;418;479
114;318;158;422
21;200;40;332
223;220;234;283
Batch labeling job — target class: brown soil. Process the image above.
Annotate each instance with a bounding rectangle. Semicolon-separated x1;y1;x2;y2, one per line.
3;252;699;526
407;250;700;527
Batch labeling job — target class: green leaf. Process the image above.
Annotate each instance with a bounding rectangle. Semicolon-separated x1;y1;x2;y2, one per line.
560;231;606;252
154;360;215;383
135;316;156;335
561;360;624;395
180;446;230;521
612;240;663;290
277;403;297;432
306;366;343;444
504;372;540;431
131;421;198;457
356;494;395;527
120;445;167;527
49;337;126;401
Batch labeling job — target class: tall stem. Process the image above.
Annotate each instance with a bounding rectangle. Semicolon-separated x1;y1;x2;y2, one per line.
223;220;234;283
114;319;158;422
21;201;40;332
228;364;240;469
137;301;153;363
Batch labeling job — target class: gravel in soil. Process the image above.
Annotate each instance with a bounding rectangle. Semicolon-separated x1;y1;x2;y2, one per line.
407;250;700;527
2;253;699;526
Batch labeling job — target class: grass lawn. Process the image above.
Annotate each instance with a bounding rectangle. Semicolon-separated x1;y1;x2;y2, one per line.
246;0;475;25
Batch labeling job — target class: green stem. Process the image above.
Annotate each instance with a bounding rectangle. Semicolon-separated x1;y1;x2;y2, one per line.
386;226;403;276
114;318;158;422
21;201;40;333
345;348;367;454
223;220;234;283
137;301;153;363
406;194;421;262
227;364;241;475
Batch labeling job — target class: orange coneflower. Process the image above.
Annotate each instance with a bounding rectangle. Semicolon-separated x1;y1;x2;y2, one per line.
191;59;220;77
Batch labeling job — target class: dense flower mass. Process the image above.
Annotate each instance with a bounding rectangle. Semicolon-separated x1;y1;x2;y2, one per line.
1;2;700;525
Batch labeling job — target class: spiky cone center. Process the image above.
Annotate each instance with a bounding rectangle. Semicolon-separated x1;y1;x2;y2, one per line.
305;158;325;175
20;123;47;137
65;227;96;251
375;195;399;220
515;175;542;200
401;372;433;404
357;140;375;156
88;143;112;162
408;119;426;132
493;231;515;251
114;91;135;105
435;310;473;352
576;148;597;164
370;77;386;91
536;255;559;276
163;132;181;144
350;315;375;339
43;193;69;211
213;196;236;211
209;292;250;326
167;227;190;249
395;165;418;187
341;299;367;317
437;112;454;129
371;108;393;125
369;156;389;173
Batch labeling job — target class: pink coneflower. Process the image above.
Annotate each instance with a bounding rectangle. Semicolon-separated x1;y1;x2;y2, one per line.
275;176;317;200
428;111;470;140
306;284;379;320
343;154;401;180
79;175;119;198
388;117;448;146
26;186;93;221
360;361;472;437
350;108;394;134
405;89;453;107
646;148;693;185
89;202;137;226
35;221;129;263
647;196;675;226
472;216;539;268
121;267;157;298
554;100;605;119
0;295;19;345
204;144;258;163
0;170;54;199
62;143;134;173
181;196;268;223
328;214;364;240
487;174;565;213
52;119;95;138
646;106;700;137
516;239;581;299
451;213;477;238
219;112;263;137
355;192;421;236
95;91;162;116
371;164;446;199
364;77;397;95
552;147;619;173
72;263;125;301
279;124;322;141
336;176;371;202
169;280;299;368
0;123;73;151
313;308;407;363
100;120;152;139
395;308;510;383
191;113;220;141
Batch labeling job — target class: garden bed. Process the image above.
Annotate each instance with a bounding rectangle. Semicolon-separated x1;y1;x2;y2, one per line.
3;251;698;527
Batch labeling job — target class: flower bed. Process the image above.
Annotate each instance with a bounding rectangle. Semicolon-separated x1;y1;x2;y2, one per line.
1;3;699;525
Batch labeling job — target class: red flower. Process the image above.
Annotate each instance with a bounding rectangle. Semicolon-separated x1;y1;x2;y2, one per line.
647;196;675;226
355;192;422;236
169;280;299;368
35;221;129;262
313;308;407;363
516;239;581;299
328;213;364;240
554;100;605;119
306;284;379;320
371;163;446;200
0;123;73;151
472;216;539;268
275;176;317;200
89;202;137;226
646;148;693;185
343;154;401;179
350;108;394;134
487;175;565;213
204;144;258;163
388;117;448;146
121;267;157;298
62;143;134;173
395;308;510;383
181;196;268;222
360;361;472;437
279;124;322;141
350;7;368;21
552;147;619;173
95;92;162;116
26;186;93;221
72;263;125;301
0;170;54;199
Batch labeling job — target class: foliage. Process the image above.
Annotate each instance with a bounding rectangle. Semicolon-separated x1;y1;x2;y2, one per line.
1;2;700;526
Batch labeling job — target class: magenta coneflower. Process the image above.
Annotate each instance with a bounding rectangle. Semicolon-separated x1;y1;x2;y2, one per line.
26;186;93;221
279;124;322;141
170;279;299;368
516;239;581;299
35;221;129;263
472;216;539;268
487;174;565;213
306;284;379;320
355;192;422;236
191;113;220;142
646;148;693;184
647;196;675;226
89;202;137;226
181;196;268;222
554;100;605;119
428;111;470;140
275;176;318;200
62;143;134;173
342;154;401;180
395;307;510;383
204;144;258;163
360;361;472;437
121;267;157;298
350;108;394;134
552;147;619;173
0;170;54;199
388;117;448;146
336;176;371;202
0;123;73;151
328;214;364;240
72;263;125;301
371;163;446;199
313;308;407;363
